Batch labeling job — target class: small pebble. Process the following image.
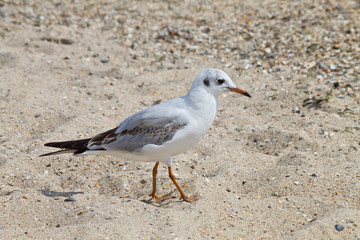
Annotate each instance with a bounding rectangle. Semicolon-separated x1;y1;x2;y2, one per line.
350;146;358;151
60;38;74;45
64;197;76;202
264;48;271;54
333;82;340;88
100;58;109;63
335;224;344;232
329;64;337;71
245;64;252;70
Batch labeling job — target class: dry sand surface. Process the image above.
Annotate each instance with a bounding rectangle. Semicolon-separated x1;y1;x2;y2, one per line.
1;0;360;239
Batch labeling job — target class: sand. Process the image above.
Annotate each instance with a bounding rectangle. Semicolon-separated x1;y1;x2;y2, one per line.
1;0;359;239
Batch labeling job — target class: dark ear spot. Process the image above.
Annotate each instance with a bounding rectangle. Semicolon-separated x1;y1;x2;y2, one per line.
203;78;210;86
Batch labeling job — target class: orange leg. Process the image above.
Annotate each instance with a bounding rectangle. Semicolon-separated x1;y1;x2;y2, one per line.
168;167;199;202
150;162;172;201
150;162;160;200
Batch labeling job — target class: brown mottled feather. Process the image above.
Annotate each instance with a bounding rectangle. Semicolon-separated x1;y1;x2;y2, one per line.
90;127;118;143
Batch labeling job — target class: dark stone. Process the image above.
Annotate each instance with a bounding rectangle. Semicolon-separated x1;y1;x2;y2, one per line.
335;224;344;232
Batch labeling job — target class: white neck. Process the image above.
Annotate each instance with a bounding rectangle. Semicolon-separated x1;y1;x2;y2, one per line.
185;87;218;126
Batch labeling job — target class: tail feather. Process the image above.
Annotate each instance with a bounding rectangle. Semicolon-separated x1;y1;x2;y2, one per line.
40;138;95;157
44;138;92;150
39;149;76;157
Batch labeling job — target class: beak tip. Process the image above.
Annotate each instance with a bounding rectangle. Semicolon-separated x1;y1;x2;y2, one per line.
245;92;251;98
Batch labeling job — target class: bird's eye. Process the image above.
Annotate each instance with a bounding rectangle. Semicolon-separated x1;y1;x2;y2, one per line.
217;79;225;85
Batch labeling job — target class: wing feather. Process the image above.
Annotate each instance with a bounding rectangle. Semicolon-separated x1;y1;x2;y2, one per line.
87;97;188;152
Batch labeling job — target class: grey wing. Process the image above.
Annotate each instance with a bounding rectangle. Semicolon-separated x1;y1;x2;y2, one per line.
87;102;188;152
108;121;185;152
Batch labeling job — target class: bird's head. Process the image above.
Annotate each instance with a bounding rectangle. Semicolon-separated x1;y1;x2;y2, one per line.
191;68;251;98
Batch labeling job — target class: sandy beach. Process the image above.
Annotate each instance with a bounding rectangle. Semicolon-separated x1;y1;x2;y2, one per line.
1;0;359;239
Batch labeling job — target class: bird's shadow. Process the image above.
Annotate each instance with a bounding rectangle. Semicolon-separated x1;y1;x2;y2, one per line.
140;191;182;207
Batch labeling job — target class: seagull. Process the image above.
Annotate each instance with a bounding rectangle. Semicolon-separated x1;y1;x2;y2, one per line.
40;68;251;202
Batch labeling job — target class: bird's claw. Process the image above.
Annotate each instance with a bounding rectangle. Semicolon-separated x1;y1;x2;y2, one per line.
151;193;173;201
181;196;200;203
